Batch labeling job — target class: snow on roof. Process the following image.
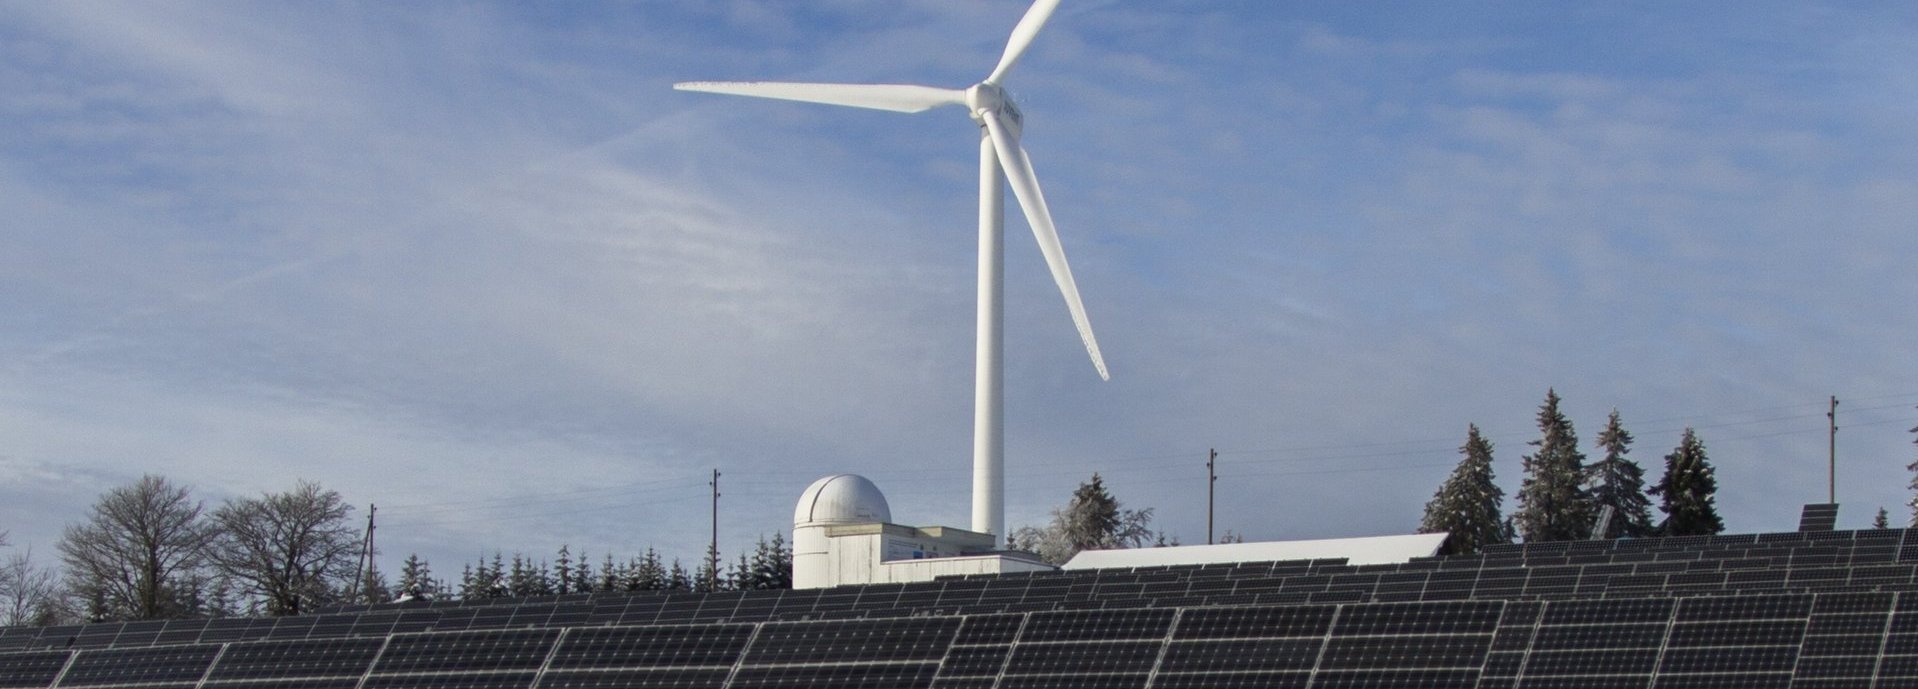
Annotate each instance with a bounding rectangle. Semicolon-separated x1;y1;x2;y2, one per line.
1061;532;1449;570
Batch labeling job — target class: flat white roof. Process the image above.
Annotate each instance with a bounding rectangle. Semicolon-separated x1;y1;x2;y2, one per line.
1061;532;1448;570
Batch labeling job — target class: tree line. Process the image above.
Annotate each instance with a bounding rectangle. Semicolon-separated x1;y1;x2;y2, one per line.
7;401;1912;622
0;475;791;624
1419;389;1749;554
417;535;793;602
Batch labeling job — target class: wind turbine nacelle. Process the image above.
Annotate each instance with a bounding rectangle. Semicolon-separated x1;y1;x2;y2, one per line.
967;84;1023;136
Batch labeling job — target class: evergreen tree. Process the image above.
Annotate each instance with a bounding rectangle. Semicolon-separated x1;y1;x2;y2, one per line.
553;545;573;596
1418;424;1513;554
1513;389;1593;542
1874;507;1890;530
667;560;691;591
1010;474;1156;564
507;554;531;597
458;563;477;600
1586;409;1655;538
754;533;793;590
1908;406;1918;527
570;553;595;594
1650;428;1724;536
360;565;393;605
398;554;435;600
729;552;752;591
599;553;620;592
632;549;666;591
486;553;509;598
694;544;722;593
733;534;794;590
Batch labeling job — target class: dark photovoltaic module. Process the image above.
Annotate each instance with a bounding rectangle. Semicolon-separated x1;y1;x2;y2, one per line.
6;526;1918;688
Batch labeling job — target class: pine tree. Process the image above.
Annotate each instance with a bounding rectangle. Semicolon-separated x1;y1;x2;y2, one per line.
599;553;620;592
728;551;751;591
1061;474;1122;552
398;554;434;600
1874;507;1890;530
486;553;509;598
1513;389;1593;542
570;553;595;594
553;545;573;596
1586;409;1655;538
667;560;691;591
1418;424;1513;554
633;549;666;591
752;533;793;590
694;544;722;593
458;563;477;600
1650;428;1724;536
733;534;794;590
1908;406;1918;527
507;554;532;597
360;565;393;605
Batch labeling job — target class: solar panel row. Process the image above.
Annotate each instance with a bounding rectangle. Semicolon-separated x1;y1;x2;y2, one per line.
14;563;1915;655
302;527;1916;618
7;591;1893;689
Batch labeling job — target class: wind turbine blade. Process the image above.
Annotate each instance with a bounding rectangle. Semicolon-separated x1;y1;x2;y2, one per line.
985;0;1064;86
979;110;1109;381
673;81;966;113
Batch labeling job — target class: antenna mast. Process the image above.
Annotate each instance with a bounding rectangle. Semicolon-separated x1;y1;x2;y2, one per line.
1207;449;1217;545
1828;396;1838;505
709;469;721;591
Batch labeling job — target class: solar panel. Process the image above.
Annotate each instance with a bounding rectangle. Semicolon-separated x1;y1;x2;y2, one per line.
12;526;1918;689
361;671;539;688
0;650;69;688
533;667;731;688
1801;503;1841;532
744;617;959;665
545;624;753;670
1330;601;1500;635
1019;609;1174;643
1148;671;1309;689
1003;640;1161;675
56;644;221;686
1308;669;1478;688
1157;638;1321;673
205;637;387;681
202;679;365;689
370;629;561;675
952;613;1024;646
936;644;1010;677
929;678;1000;689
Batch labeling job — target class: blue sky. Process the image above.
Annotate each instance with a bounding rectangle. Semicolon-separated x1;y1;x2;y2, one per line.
3;1;1916;577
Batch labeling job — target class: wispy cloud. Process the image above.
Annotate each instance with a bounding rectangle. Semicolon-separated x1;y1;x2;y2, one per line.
3;1;1916;572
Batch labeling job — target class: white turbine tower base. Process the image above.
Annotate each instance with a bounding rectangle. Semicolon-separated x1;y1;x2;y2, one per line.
675;0;1108;546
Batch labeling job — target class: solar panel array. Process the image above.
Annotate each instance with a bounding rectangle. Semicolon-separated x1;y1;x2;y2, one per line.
1801;504;1841;532
6;526;1918;688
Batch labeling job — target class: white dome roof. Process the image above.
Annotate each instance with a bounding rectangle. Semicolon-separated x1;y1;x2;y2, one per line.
794;474;891;526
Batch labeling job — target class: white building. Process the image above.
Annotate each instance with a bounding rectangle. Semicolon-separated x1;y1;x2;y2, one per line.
792;474;1052;589
791;473;1451;589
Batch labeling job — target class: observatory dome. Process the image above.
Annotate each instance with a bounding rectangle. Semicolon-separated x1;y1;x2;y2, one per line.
795;474;891;526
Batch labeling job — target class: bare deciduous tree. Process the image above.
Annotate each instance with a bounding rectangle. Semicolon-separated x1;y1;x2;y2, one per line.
2;544;71;626
208;480;359;616
58;475;217;620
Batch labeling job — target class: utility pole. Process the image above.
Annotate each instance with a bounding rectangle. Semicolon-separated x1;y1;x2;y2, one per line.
1207;448;1217;545
349;503;376;603
1828;396;1839;505
364;504;378;603
709;469;721;592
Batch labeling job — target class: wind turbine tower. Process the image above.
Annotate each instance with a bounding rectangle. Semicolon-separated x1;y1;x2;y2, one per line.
675;0;1107;545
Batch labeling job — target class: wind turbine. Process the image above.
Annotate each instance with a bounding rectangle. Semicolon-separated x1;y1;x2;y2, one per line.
675;0;1106;545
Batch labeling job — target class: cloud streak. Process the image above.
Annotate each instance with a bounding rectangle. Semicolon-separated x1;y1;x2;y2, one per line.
3;1;1916;575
